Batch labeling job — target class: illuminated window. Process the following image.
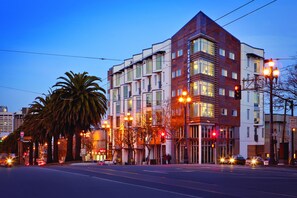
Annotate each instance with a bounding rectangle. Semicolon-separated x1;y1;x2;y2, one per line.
191;81;214;97
191;102;214;118
191;59;214;76
191;38;215;55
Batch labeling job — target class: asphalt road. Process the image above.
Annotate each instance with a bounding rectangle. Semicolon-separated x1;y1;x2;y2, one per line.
1;164;297;198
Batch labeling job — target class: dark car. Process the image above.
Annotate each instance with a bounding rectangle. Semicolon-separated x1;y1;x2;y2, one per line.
229;155;246;165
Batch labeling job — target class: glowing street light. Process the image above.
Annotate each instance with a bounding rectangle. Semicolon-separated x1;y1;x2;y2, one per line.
178;91;191;164
264;58;279;165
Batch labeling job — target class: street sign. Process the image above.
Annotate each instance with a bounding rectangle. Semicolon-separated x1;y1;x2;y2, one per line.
290;118;297;129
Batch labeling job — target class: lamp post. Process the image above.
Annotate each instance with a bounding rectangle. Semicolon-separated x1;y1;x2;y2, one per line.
291;128;296;165
102;121;110;160
80;131;86;161
178;91;192;164
263;59;279;165
124;112;133;165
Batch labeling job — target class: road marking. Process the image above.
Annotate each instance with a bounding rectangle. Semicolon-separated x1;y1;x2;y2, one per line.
43;167;203;198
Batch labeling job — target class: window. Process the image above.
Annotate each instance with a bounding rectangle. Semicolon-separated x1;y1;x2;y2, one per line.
172;90;176;97
172;71;176;78
191;59;214;76
219;48;225;56
176;69;181;77
191;38;215;55
154;75;157;86
254;92;260;107
142;79;145;89
254;62;260;73
177;89;182;96
136;97;141;111
247;127;250;138
222;69;227;77
136;65;142;78
172;52;176;59
221;108;227;115
177;49;183;57
219;88;225;96
247;91;250;102
232;110;237;116
146;93;152;107
123;86;129;99
156;54;162;70
156;91;162;106
191;102;214;118
247;109;250;120
146;59;152;74
191;81;214;97
229;90;234;97
127;68;133;81
229;52;235;60
254;111;260;124
232;72;237;80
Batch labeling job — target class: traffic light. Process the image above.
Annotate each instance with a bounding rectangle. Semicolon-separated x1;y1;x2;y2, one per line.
161;132;165;143
211;131;217;139
234;85;241;100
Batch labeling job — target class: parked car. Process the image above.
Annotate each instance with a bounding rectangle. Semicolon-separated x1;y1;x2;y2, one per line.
229;155;246;165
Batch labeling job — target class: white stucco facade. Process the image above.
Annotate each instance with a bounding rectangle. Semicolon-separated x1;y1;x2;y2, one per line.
239;43;265;158
108;39;172;165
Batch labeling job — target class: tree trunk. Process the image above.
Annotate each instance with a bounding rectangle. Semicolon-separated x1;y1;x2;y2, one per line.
75;132;82;161
34;140;39;165
46;136;53;163
53;134;59;163
65;134;74;161
29;141;34;165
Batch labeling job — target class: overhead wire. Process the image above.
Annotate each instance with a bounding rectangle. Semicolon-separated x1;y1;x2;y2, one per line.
0;0;281;97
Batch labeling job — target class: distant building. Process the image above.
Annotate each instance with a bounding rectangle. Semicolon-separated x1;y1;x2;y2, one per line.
0;111;13;133
14;107;30;131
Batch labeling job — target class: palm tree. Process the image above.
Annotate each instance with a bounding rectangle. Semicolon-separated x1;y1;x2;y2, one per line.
53;71;107;161
27;94;54;163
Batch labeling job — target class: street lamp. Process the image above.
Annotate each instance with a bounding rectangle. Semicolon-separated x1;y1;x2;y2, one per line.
291;128;296;165
80;131;86;161
178;91;192;164
263;58;279;165
124;112;133;165
102;121;110;160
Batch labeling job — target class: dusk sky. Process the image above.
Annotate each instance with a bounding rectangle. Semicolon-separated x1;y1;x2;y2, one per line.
0;0;296;113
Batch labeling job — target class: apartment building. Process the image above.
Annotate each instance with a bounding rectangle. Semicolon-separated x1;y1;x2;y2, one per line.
171;11;241;164
240;43;265;158
107;39;171;165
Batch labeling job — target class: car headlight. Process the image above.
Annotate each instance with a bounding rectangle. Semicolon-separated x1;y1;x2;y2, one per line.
6;158;13;164
229;158;235;163
220;157;225;163
251;159;257;165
